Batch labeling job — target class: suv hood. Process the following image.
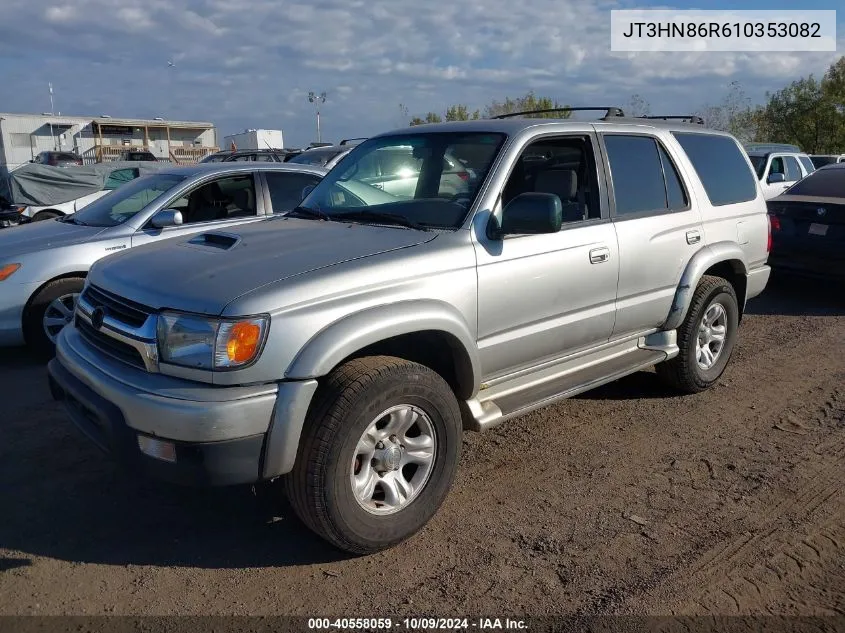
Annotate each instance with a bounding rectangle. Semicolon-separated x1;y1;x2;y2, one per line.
0;218;107;259
89;217;437;315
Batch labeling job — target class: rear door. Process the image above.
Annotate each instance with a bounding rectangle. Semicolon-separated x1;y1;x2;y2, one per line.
597;130;705;339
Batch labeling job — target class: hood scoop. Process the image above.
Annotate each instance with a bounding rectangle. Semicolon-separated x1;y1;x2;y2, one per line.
185;231;241;251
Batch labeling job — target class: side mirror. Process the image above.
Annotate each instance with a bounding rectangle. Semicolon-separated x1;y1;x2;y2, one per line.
767;172;786;184
150;208;183;228
490;192;562;238
301;185;316;200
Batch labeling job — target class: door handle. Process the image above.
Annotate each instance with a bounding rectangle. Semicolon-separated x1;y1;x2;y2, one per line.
589;247;610;264
686;230;701;245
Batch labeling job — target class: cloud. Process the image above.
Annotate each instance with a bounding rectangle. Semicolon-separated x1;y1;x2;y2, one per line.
0;0;842;146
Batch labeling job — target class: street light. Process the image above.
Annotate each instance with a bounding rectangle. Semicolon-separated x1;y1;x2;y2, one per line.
308;91;327;143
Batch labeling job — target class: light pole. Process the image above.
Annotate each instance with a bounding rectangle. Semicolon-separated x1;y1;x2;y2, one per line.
308;91;327;143
48;83;56;150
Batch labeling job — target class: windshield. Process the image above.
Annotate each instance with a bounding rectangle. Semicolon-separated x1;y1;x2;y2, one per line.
287;148;346;166
748;155;766;179
297;132;506;229
784;168;845;198
72;173;186;227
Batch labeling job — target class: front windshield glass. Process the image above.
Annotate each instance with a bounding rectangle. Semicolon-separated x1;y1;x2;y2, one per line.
72;173;186;227
748;155;766;179
298;132;506;229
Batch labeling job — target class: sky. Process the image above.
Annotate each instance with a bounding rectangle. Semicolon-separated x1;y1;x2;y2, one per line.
0;0;841;148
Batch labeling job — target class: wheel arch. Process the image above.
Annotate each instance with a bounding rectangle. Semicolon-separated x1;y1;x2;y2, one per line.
285;301;481;400
22;271;88;319
31;209;66;221
665;242;748;330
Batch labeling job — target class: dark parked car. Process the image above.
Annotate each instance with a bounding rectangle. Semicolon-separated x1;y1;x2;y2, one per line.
118;150;159;162
767;163;845;280
31;151;82;167
199;148;301;164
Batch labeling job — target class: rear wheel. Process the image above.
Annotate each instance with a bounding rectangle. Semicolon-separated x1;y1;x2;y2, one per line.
657;275;739;393
284;356;462;554
23;277;84;358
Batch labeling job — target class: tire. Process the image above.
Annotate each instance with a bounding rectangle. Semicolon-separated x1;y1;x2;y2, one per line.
23;277;85;359
284;356;462;555
31;210;62;222
656;275;739;394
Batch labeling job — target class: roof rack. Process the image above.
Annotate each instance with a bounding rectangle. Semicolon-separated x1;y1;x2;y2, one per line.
640;115;705;125
340;137;367;145
492;107;625;120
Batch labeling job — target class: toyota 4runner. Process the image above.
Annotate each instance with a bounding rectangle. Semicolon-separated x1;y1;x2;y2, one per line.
48;108;771;554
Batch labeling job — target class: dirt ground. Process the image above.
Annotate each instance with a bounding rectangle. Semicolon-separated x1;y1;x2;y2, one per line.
0;272;843;618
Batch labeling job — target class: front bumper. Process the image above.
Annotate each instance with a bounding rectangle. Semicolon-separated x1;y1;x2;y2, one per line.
49;326;318;486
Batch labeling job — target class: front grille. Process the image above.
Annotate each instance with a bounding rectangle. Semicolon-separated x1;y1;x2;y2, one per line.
82;285;152;328
76;317;146;369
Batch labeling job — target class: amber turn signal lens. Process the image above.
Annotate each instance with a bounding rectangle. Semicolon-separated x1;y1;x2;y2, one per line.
0;263;21;281
225;321;262;364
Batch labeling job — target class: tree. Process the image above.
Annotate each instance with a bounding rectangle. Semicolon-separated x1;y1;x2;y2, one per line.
626;93;651;117
445;104;480;121
483;91;571;118
693;80;757;142
409;112;443;126
750;57;845;153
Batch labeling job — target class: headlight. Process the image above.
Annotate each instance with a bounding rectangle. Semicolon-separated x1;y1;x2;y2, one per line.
0;263;21;281
156;311;269;370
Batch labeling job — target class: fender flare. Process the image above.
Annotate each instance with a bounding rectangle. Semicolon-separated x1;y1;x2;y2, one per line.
664;241;748;331
285;300;481;398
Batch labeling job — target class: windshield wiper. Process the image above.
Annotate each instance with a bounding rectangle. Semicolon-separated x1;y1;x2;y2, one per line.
334;210;428;231
60;214;88;226
285;206;332;221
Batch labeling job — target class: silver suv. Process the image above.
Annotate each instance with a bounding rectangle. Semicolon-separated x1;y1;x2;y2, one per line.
49;109;771;555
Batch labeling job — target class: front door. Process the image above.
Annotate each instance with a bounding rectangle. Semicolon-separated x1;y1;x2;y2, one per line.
473;132;619;379
131;173;264;247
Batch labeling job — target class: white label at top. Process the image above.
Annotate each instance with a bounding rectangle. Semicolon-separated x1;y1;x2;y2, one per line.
610;10;837;52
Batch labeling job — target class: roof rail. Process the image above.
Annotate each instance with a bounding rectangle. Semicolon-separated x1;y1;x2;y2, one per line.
640;115;705;125
308;142;333;148
340;137;367;145
492;107;625;120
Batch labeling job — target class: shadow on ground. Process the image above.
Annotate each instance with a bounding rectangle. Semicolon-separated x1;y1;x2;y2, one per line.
745;271;845;317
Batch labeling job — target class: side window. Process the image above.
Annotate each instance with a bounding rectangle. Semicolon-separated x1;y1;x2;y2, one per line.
604;135;667;216
231;154;253;162
657;145;688;210
169;175;257;224
798;156;815;174
265;172;323;213
784;156;802;181
501;135;601;223
254;154;275;162
104;168;139;190
770;157;785;175
672;133;757;206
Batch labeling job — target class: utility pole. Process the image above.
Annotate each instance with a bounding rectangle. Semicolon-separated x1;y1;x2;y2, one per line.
308;91;327;143
48;83;56;150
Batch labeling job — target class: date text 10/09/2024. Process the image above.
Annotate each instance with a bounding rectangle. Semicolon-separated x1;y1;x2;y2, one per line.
307;618;528;630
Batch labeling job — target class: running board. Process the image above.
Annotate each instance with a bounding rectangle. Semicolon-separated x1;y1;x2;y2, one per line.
465;332;677;431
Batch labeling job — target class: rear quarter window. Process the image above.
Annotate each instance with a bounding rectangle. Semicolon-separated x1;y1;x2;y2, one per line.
672;133;758;206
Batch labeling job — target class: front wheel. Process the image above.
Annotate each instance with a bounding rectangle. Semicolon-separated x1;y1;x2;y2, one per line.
656;275;739;394
23;277;84;359
284;356;462;554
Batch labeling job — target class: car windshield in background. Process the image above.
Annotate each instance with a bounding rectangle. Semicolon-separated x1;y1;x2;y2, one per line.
784;167;845;198
71;173;186;227
748;155;766;179
297;132;506;229
287;148;345;166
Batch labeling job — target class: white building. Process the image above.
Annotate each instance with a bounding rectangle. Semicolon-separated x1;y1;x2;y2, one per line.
223;129;284;151
0;112;219;175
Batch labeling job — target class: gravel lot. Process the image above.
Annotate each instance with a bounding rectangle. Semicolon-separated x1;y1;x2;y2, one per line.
0;273;843;617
